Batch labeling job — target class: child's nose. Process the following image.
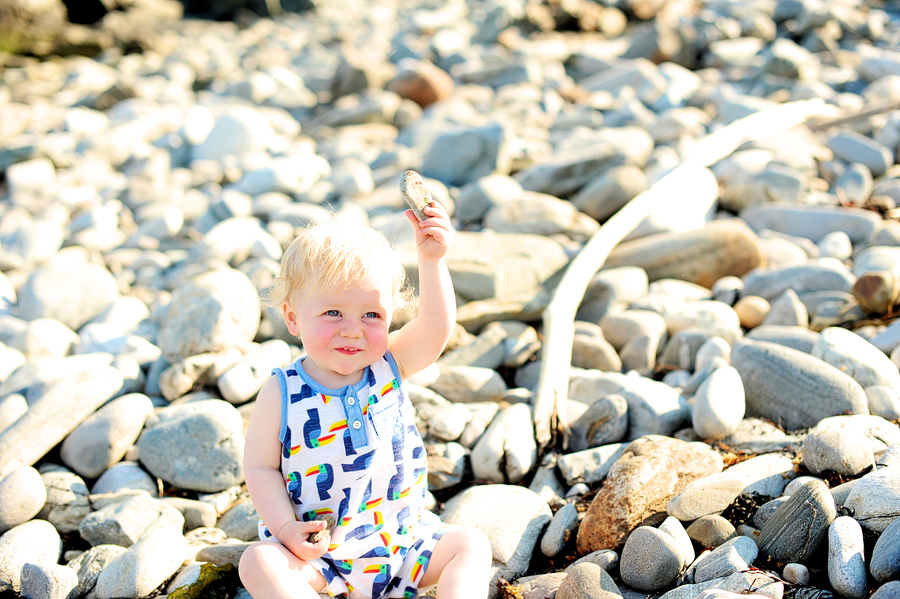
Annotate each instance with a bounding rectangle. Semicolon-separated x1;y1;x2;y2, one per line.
340;319;362;337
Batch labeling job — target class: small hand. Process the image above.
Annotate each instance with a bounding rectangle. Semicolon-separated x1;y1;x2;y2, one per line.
405;201;453;261
277;520;330;560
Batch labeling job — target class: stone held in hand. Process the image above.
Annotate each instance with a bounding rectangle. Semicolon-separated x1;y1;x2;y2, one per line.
309;514;336;544
400;170;433;221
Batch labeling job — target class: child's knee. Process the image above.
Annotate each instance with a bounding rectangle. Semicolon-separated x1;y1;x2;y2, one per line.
444;525;492;562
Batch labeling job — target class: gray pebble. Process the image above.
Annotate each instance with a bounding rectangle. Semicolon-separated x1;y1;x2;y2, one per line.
694;536;758;583
541;502;579;557
620;526;684;592
828;516;866;599
871;582;900;599
782;563;809;585
19;562;78;599
687;515;735;550
0;520;61;593
758;479;836;564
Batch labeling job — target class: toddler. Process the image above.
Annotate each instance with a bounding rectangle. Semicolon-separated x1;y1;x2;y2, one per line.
239;201;492;599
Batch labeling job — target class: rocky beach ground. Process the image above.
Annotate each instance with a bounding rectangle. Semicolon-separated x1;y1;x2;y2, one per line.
1;0;900;598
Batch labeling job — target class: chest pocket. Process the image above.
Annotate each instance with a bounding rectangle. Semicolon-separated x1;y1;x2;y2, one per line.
367;390;400;442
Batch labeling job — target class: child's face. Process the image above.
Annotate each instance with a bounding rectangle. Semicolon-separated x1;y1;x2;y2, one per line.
283;267;393;388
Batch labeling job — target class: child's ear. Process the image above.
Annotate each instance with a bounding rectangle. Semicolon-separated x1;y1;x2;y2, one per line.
283;301;301;336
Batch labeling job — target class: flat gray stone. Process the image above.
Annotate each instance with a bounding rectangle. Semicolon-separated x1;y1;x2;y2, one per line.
741;262;855;302
93;521;187;599
216;498;260;542
731;338;869;431
91;461;159;496
79;494;183;547
826;130;894;177
667;470;748;522
745;325;818;354
739;203;881;245
812;327;900;393
442;484;551;592
0;366;123;478
726;453;795;498
557;443;627;486
757;479;836;564
844;466;900;532
694;536;758;583
60;392;155;479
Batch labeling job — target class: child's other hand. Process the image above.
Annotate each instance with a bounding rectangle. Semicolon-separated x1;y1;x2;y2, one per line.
405;201;453;261
277;520;330;560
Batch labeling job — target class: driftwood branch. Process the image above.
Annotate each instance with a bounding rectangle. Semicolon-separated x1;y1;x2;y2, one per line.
532;99;835;448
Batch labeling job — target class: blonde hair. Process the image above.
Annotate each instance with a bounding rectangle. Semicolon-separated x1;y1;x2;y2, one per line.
265;221;413;319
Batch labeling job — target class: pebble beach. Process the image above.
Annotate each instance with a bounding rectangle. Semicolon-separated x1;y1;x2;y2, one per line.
1;0;900;598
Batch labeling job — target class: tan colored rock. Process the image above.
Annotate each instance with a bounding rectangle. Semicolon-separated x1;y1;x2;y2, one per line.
734;296;770;329
576;435;723;554
604;220;762;288
387;61;454;108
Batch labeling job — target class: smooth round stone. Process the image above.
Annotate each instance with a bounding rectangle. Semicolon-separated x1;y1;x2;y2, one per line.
18;262;119;331
157;268;260;363
731;338;869;431
485;191;599;239
580;267;650;324
429;403;472;441
93;522;187;599
740;203;881;245
20;561;78;599
866;386;900;421
782;563;809;585
668;470;748;522
871;515;900;582
686;515;735;549
812;327;900;393
659;515;695;566
826;130;893;177
695;337;732;371
727;454;795;498
9;318;79;361
442;485;551;585
783;476;823;496
619;526;684;592
216;499;260;542
745;325;818;354
833;163;873;206
665;301;741;336
61;393;155;479
430;365;508;403
712;276;743;306
568;394;629;452
817;231;853;261
91;462;158;497
760;289;807;327
802;415;900;476
572;164;648;222
0;394;27;437
192;106;276;162
827;516;866;599
541;502;579;557
0;466;47;534
691;365;745;441
454;175;523;224
137;400;245;493
694;535;759;583
571;334;622;372
753;497;790;530
0;519;61;593
871;581;900;599
604;220;763;289
572;549;619;572
557;562;620;599
757;479;836;564
471;403;536;484
217;339;292;404
741;261;855;302
844;467;900;532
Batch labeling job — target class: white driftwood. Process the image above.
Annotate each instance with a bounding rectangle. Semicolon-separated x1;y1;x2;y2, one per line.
532;98;836;448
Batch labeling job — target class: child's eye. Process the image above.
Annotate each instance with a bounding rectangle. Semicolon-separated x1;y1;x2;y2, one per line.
325;310;340;317
364;312;380;319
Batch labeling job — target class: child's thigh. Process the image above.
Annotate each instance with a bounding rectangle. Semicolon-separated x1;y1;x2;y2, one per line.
239;540;328;591
417;524;492;588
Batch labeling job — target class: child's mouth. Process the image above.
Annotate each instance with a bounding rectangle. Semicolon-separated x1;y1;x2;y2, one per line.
337;348;361;354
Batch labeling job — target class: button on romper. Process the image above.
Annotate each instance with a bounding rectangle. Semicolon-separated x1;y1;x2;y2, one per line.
258;352;445;599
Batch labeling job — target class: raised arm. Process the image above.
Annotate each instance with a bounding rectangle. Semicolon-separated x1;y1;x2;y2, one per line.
390;201;456;380
243;376;329;559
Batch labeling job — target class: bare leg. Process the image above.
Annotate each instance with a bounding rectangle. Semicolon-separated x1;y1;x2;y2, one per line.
418;525;493;599
239;540;329;599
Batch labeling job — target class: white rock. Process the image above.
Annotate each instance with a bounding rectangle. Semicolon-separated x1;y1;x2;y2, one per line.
217;339;292;404
0;520;61;593
813;327;900;393
692;365;745;440
471;403;536;484
0;466;46;534
828;515;866;599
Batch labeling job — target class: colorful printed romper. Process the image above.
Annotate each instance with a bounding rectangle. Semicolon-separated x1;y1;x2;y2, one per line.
258;352;446;599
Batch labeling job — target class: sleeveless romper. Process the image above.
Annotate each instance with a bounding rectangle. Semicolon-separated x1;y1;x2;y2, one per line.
258;352;445;599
